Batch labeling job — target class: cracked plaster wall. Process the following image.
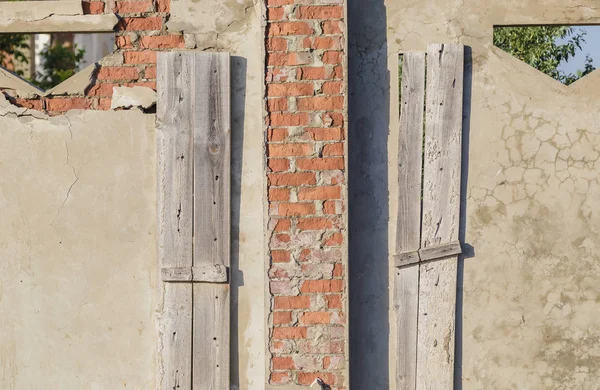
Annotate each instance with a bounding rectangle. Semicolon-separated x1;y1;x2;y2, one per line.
0;0;265;387
0;108;157;389
349;0;600;388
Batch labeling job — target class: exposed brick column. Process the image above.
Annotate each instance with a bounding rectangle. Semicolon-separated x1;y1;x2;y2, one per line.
265;0;347;388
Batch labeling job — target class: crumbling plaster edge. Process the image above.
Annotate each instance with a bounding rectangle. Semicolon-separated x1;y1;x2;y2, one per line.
0;0;117;33
0;14;118;34
260;0;272;386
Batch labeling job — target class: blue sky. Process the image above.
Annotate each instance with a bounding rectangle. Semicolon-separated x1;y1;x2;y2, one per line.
557;26;600;75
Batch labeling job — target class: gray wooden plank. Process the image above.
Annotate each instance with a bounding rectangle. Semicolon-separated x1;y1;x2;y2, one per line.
191;52;231;390
157;51;195;390
394;251;420;267
394;52;425;390
418;241;461;262
417;43;463;390
396;52;425;256
194;284;230;389
395;241;462;267
161;264;228;283
394;265;419;390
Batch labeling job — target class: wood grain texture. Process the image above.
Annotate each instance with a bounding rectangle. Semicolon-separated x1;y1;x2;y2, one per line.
417;43;463;390
394;52;426;390
394;251;420;267
161;264;229;283
395;241;461;267
157;52;195;390
421;43;463;248
418;241;461;262
396;51;425;257
191;52;231;390
394;265;419;390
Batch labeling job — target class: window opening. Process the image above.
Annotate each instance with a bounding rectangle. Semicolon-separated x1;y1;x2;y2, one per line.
493;25;600;85
0;32;114;90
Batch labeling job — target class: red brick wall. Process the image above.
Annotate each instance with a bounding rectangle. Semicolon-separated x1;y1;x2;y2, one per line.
265;0;347;388
10;0;178;114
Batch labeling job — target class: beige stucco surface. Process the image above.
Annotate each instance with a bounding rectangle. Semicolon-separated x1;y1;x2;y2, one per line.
383;0;600;388
167;1;267;388
0;107;157;389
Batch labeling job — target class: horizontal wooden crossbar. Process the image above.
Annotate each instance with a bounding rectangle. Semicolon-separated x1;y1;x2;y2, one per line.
161;264;229;283
394;241;462;268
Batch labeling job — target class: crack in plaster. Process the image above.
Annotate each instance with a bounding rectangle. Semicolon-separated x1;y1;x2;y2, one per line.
51;138;79;233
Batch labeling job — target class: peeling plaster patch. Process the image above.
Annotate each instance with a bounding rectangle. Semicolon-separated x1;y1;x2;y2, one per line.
45;64;99;97
99;52;125;67
167;0;257;51
110;86;157;110
184;34;197;49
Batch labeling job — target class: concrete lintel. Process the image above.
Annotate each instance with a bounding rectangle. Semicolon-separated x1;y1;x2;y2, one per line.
0;1;83;22
0;14;118;33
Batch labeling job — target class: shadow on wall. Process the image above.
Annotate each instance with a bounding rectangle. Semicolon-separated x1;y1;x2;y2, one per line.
347;0;390;388
230;55;247;389
455;47;474;390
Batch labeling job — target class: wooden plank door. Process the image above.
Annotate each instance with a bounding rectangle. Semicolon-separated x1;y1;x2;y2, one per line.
394;43;464;390
157;51;231;390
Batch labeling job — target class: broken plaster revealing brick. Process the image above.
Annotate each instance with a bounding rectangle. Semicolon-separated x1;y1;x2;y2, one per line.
0;0;117;33
0;92;47;119
110;86;157;110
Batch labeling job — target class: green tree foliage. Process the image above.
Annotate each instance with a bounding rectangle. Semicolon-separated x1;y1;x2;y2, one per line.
32;44;85;90
493;26;596;85
0;34;30;76
0;33;85;89
0;0;30;76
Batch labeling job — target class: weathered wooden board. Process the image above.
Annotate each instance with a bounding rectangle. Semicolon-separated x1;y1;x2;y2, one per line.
394;241;462;267
191;52;231;390
417;43;463;389
157;52;195;390
394;52;425;390
394;250;420;267
418;241;461;262
161;264;229;283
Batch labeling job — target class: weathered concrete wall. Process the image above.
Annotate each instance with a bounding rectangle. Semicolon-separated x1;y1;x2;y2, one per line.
0;104;157;389
349;0;600;388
